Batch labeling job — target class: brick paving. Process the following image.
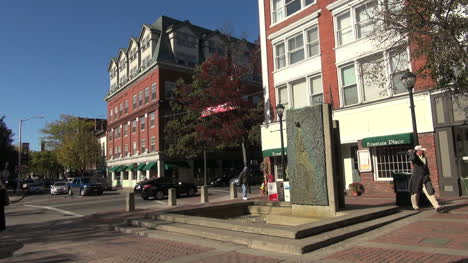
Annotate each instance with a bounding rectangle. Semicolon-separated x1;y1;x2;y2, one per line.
323;246;468;263
189;252;282;263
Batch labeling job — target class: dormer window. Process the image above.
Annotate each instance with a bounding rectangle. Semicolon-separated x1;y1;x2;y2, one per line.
175;32;196;48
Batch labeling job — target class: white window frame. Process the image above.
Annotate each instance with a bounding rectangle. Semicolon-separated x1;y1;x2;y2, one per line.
274;41;286;70
308;74;323;105
144;87;149;104
372;145;412;181
271;0;316;25
305;26;319;58
140;139;146;153
338;63;360;107
287;32;305;65
140;116;145;131
150;136;156;152
150;112;156;128
151;83;157;100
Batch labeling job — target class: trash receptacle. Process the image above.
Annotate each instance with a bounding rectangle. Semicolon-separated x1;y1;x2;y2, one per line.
392;172;412;206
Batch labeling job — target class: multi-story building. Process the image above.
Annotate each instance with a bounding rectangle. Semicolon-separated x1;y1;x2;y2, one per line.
257;0;466;196
105;16;259;188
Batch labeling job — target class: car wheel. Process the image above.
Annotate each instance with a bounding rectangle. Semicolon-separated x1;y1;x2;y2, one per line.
68;188;73;196
80;188;85;196
142;195;149;200
187;188;195;196
154;190;164;200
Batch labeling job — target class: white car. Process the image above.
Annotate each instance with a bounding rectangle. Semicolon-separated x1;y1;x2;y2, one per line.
50;182;68;195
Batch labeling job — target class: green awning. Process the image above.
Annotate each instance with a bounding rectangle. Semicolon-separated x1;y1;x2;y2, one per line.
164;161;189;170
126;163;137;171
95;167;106;172
262;148;288;157
362;133;413;148
143;162;157;171
115;165;127;172
137;163;146;171
109;166;120;172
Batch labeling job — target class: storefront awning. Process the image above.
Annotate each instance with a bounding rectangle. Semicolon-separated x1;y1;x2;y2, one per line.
109;166;120;172
143;162;157;171
164;161;189;170
362;133;413;148
262;148;288;157
137;163;147;171
116;165;127;172
126;163;137;171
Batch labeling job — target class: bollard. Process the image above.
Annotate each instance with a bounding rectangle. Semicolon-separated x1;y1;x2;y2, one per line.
230;183;237;199
200;186;208;203
126;192;135;212
168;188;176;207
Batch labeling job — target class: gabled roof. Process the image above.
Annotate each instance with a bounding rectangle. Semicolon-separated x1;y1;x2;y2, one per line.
127;37;139;52
107;58;118;72
117;48;128;63
138;24;160;42
151;29;175;64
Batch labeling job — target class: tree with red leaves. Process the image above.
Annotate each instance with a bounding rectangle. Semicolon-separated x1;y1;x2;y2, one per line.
164;54;263;164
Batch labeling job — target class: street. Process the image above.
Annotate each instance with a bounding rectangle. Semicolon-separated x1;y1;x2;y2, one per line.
5;186;241;226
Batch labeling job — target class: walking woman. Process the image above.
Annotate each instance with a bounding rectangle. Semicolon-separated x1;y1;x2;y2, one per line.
408;145;444;212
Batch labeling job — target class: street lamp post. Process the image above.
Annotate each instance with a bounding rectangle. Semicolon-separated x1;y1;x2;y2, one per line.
401;70;418;146
276;104;286;180
17;117;44;192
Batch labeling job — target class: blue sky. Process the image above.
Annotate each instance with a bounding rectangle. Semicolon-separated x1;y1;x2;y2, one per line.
0;0;260;151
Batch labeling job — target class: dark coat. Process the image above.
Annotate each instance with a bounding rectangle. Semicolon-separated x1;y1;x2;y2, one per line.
238;167;249;185
0;188;8;231
408;152;434;195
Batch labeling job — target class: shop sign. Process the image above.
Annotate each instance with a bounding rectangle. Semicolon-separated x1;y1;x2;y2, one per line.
262;148;288;157
357;150;372;172
362;133;413;148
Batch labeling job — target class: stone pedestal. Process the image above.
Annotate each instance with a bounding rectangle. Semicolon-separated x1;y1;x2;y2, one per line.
168;188;176;207
201;186;208;203
126;192;135;212
230;183;237;199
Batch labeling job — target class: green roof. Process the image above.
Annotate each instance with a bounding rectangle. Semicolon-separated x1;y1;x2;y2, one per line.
126;163;137;171
137;163;147;171
109;166;120;172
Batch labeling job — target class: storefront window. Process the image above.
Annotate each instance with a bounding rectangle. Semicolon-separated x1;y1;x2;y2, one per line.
372;145;411;180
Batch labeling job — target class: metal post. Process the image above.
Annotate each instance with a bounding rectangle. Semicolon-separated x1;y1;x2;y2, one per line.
279;115;286;180
408;87;419;146
203;149;207;186
17;120;22;193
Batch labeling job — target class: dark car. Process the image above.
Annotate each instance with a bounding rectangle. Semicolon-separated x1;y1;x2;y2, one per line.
67;177;103;196
135;177;197;200
210;174;237;187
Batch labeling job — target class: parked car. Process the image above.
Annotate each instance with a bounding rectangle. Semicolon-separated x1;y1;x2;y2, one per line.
50;182;68;195
135;177;198;200
210;174;237;187
67;177;103;196
26;183;46;194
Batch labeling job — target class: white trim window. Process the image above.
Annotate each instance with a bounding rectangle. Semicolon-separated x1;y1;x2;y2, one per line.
273;25;319;70
132;120;137;133
334;0;378;47
372;145;411;180
338;48;409;107
151;83;157;100
138;91;143;107
309;74;323;105
124;123;128;137
132;141;137;155
287;33;304;65
124;100;128;114
144;87;149;104
150;136;156;152
278;85;289;109
274;42;286;69
132;95;137;109
271;0;316;24
291;78;308;109
150;111;156;128
306;26;319;57
140;116;145;131
140;139;146;153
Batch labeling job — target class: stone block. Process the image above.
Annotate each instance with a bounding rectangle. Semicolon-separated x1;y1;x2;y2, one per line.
168;188;176;207
201;186;208;203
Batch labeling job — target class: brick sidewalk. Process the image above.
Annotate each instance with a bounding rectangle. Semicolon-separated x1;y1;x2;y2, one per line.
1;194;467;262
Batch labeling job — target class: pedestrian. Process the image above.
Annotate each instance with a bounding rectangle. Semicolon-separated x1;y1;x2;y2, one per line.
408;145;444;212
238;166;249;200
0;180;10;232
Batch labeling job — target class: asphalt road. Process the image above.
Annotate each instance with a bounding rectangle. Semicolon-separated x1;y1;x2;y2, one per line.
5;186;241;227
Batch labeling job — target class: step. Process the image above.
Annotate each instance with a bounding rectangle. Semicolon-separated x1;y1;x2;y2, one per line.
264;214;324;226
116;210;417;255
248;205;292;215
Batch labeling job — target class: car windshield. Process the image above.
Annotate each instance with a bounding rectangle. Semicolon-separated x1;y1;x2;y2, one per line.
54;182;66;186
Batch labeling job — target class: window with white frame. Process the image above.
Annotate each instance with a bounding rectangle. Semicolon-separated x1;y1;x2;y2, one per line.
272;0;316;24
389;49;409;95
335;0;378;46
138;91;143;107
278;85;289;109
114;107;118;120
165;81;176;99
140;139;146;153
309;74;323;105
119;103;123;117
274;42;286;70
132;95;137;109
150;112;155;128
132;120;137;133
360;53;388;102
150;136;155;152
151;83;156;100
124;123;128;137
144;87;149;104
291;78;308;109
132;141;137;154
372;145;411;180
140;116;145;131
336;11;353;46
306;26;319;57
287;33;304;65
340;64;359;106
124;100;128;114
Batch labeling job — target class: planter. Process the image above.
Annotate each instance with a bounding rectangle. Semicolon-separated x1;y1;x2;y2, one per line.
351;191;362;196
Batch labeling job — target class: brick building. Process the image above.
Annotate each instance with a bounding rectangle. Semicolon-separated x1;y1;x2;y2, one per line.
105;16;259;188
257;0;466;196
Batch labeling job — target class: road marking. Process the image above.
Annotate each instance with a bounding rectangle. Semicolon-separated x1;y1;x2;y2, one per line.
24;205;84;217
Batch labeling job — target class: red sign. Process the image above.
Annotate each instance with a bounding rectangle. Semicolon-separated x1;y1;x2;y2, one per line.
200;102;236;118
